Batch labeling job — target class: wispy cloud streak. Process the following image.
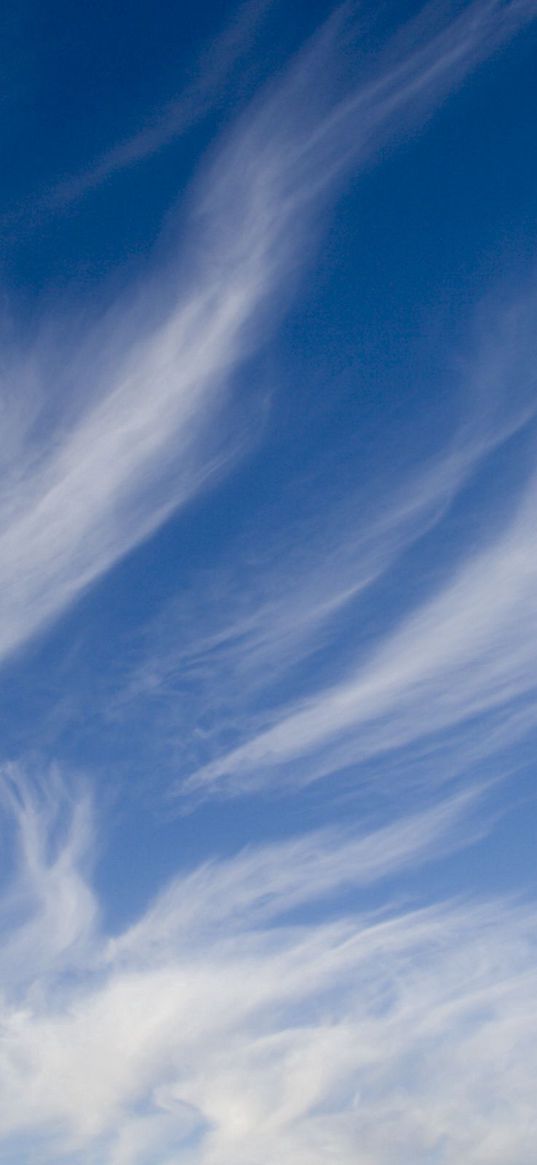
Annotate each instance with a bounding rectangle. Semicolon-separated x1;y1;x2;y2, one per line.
0;0;534;665
36;0;271;212
2;7;536;1162
103;286;537;798
183;418;537;797
0;775;535;1163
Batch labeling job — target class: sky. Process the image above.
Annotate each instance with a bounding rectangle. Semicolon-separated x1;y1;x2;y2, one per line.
1;0;537;1160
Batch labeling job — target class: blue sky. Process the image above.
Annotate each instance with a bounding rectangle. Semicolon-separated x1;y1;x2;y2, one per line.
1;0;537;1160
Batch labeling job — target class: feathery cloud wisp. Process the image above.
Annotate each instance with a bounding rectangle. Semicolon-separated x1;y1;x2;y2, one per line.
110;286;536;799
0;774;535;1164
0;0;534;665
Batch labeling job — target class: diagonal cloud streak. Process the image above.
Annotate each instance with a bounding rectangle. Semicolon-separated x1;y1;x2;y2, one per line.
37;0;272;213
0;0;535;666
115;286;535;799
183;420;537;798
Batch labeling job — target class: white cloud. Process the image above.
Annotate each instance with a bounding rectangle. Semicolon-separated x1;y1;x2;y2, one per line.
0;773;535;1164
2;7;536;1163
0;767;97;989
126;285;534;798
183;434;537;796
0;0;534;665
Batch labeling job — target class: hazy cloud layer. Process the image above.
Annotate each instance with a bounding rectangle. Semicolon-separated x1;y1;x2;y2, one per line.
0;773;534;1165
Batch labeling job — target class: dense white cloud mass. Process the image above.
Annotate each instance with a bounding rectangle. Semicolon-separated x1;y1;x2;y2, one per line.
0;774;535;1165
